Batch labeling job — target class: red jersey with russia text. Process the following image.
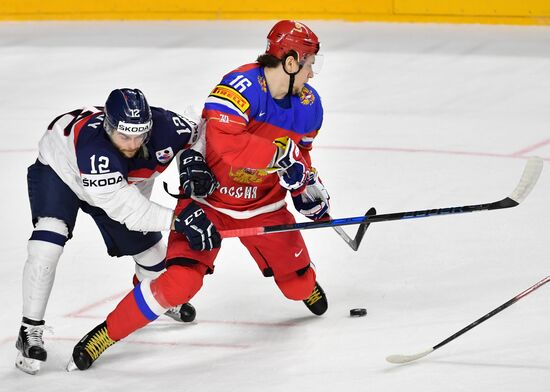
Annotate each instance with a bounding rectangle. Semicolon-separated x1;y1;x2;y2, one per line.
201;63;323;217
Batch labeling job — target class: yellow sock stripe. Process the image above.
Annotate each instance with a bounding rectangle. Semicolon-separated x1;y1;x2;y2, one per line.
84;327;115;360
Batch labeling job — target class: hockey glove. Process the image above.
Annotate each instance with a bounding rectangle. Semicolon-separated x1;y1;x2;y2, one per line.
179;150;218;198
174;202;221;251
292;169;330;220
270;137;307;194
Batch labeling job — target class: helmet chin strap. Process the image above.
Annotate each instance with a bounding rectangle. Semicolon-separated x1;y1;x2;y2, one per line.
283;54;303;97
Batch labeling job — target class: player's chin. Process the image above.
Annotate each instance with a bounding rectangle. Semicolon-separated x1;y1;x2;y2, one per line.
121;149;139;158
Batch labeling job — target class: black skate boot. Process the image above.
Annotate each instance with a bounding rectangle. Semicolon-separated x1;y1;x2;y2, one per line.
66;321;116;371
15;317;50;375
165;302;196;323
303;282;328;316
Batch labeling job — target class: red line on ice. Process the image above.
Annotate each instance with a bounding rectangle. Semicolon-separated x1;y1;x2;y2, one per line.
510;138;550;157
64;290;127;318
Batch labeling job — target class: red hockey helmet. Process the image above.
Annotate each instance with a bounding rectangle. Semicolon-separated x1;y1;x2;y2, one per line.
266;20;320;62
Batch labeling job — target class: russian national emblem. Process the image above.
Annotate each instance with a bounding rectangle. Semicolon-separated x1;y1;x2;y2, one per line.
229;167;269;184
258;75;267;93
300;87;315;106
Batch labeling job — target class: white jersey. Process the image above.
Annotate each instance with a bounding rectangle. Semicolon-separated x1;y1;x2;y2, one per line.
38;106;199;232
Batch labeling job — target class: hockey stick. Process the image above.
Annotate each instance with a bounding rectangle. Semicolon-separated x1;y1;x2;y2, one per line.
219;157;543;239
331;207;377;251
386;275;550;364
163;178;376;250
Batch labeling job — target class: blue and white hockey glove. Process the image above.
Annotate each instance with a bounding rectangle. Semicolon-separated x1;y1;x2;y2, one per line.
270;137;307;193
279;161;307;193
174;202;221;251
179;150;218;198
292;169;330;220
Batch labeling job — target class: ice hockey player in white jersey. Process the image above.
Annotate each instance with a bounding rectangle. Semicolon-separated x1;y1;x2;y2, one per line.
16;88;221;375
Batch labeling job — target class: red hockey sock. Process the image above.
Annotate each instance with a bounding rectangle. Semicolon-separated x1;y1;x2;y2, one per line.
106;289;151;341
106;265;205;341
149;265;204;307
275;267;316;300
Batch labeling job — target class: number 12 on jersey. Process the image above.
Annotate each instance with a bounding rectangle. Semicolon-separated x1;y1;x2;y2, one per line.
90;155;110;174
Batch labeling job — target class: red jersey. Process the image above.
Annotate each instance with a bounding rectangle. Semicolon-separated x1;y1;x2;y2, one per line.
198;63;323;219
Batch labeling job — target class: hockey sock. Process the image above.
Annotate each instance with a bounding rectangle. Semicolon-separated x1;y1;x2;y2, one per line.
105;283;155;341
133;240;167;282
275;266;316;300
106;265;204;341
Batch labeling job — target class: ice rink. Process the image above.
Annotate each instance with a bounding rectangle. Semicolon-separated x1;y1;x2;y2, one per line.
1;20;549;391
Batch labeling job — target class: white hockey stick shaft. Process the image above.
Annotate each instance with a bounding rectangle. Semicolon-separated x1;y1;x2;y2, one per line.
386;275;550;364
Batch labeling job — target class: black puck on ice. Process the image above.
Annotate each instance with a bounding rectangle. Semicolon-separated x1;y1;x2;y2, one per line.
350;308;367;317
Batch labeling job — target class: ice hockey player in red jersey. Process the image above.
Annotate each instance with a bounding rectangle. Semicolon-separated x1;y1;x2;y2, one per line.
16;88;220;375
68;20;330;371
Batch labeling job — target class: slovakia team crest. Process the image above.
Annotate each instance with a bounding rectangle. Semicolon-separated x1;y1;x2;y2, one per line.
155;147;174;164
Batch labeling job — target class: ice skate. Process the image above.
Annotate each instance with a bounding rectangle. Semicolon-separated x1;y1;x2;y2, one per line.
164;302;196;323
15;317;50;375
67;321;116;371
303;282;328;316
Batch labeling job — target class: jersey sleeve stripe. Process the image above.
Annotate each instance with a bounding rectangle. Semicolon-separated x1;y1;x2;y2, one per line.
205;97;249;122
298;131;318;150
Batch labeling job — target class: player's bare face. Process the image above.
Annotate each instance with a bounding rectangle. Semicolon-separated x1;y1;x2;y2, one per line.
111;131;147;158
292;56;315;94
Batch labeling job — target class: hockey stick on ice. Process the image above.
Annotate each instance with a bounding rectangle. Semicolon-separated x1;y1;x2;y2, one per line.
386;275;550;364
331;207;376;251
219;157;543;238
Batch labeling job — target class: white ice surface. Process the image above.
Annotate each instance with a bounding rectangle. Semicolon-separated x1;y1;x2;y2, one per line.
0;21;549;392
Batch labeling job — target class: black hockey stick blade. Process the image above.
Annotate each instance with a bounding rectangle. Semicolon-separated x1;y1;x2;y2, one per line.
386;275;550;364
163;181;189;199
219;157;543;238
352;207;377;250
332;207;376;251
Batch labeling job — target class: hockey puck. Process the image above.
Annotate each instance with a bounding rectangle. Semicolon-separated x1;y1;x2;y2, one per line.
350;308;367;317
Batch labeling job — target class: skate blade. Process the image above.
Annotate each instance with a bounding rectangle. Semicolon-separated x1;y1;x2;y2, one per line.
66;357;79;372
15;352;42;375
164;305;195;323
164;309;182;322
